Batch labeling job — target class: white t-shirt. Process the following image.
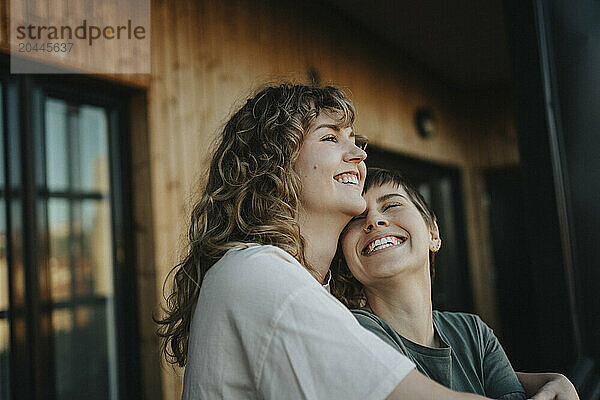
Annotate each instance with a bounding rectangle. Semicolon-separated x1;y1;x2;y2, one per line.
182;244;415;399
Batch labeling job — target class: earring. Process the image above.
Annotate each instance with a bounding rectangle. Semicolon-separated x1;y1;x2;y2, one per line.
430;238;441;252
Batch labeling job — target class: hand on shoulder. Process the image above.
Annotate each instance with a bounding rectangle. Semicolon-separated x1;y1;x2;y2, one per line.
518;373;579;400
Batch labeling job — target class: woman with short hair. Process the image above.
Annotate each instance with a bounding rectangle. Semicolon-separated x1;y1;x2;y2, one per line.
331;168;578;400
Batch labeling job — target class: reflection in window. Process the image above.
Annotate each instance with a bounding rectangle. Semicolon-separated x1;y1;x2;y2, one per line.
46;99;69;192
78;107;109;193
45;98;118;400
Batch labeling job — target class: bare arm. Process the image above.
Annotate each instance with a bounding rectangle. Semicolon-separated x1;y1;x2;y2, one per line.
516;372;579;400
387;369;491;400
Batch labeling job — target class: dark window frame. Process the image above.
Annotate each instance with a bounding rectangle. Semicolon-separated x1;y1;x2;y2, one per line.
1;59;140;400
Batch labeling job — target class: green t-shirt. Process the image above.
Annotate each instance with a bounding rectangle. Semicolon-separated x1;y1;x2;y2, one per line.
352;309;525;400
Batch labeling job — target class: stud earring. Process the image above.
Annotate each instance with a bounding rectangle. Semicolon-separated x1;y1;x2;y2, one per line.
430;238;441;252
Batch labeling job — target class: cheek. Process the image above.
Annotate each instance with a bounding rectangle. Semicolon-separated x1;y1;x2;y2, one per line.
305;154;323;174
413;216;431;235
297;160;318;181
358;161;367;176
357;163;367;187
341;232;361;265
341;235;354;261
345;254;370;284
295;144;319;175
343;251;362;278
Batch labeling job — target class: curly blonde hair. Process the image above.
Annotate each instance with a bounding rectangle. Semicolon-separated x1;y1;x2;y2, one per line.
330;168;438;309
156;83;360;367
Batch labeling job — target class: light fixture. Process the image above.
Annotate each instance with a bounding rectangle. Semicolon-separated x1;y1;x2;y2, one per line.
414;108;436;138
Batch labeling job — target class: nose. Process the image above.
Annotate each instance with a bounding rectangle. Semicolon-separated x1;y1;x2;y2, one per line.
363;212;389;233
343;142;367;164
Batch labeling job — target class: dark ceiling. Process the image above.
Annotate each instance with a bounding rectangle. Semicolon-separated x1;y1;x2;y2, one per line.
326;0;512;88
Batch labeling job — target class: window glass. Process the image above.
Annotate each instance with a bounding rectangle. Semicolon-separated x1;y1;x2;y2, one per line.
78;106;109;193
45;99;69;192
45;99;118;400
81;199;114;298
48;198;70;302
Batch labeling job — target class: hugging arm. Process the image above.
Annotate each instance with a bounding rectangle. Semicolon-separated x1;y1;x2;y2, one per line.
388;369;490;400
516;372;579;400
388;371;579;400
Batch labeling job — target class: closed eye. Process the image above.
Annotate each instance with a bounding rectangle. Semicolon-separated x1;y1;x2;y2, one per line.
321;134;338;142
382;203;403;212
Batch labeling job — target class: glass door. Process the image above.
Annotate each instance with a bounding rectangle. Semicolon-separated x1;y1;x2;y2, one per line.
43;98;119;399
0;72;139;400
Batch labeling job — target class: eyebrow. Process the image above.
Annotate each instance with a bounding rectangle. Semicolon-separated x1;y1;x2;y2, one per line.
313;124;354;135
376;193;408;203
351;193;407;220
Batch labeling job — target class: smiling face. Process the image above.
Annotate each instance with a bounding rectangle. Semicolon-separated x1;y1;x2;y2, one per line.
340;182;439;286
294;112;367;219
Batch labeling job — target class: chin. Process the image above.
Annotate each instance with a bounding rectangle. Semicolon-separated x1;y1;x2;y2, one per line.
342;199;367;217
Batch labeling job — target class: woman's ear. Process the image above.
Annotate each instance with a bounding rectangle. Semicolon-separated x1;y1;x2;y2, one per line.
429;222;441;252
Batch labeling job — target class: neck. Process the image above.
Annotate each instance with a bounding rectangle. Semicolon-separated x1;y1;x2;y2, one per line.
365;265;437;347
298;210;348;284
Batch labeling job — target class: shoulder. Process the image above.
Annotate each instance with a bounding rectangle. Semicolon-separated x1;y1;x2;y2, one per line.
218;244;302;272
351;308;402;351
433;310;496;349
210;244;314;286
433;311;486;342
200;244;321;311
191;244;331;352
350;308;383;330
433;310;486;330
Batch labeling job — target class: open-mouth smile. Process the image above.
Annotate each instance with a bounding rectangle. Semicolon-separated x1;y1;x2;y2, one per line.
334;171;359;185
362;235;407;256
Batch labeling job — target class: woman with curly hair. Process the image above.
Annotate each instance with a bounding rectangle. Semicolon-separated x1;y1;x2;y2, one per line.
331;168;579;400
156;84;500;399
